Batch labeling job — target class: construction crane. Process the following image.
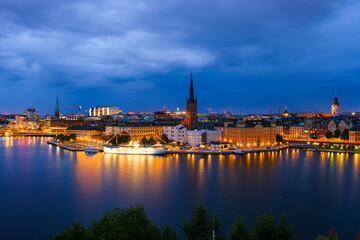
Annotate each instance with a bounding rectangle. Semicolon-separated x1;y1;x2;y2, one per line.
65;104;86;116
204;108;212;115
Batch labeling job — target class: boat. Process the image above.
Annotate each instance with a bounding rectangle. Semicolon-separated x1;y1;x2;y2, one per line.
85;146;101;153
234;149;245;155
103;142;168;155
304;148;317;152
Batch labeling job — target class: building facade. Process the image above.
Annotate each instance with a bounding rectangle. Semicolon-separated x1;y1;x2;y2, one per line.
216;120;276;147
349;127;360;142
89;107;120;117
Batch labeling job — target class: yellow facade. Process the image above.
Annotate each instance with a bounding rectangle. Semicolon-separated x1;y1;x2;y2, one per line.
218;124;276;147
349;129;360;143
129;126;164;141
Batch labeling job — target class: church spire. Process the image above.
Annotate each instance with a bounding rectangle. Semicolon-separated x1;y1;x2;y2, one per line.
55;96;60;112
189;72;195;102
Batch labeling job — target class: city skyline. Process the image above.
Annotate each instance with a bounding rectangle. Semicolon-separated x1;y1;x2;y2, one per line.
1;0;360;114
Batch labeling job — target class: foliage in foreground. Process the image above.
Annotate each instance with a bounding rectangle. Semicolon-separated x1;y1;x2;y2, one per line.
56;133;77;142
54;204;303;240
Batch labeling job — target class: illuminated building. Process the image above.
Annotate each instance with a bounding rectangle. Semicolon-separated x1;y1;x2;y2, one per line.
24;108;39;120
349;127;360;142
289;125;307;139
67;126;100;138
296;112;332;118
106;123;164;141
216;119;276;147
331;96;340;117
50;119;85;133
89;106;120;117
185;72;198;129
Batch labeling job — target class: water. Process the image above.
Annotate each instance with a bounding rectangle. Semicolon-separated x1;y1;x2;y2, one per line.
1;137;360;239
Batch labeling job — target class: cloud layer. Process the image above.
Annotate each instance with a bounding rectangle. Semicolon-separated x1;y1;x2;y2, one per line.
0;0;359;114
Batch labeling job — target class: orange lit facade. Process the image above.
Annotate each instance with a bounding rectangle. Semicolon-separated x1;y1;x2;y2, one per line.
106;124;164;141
216;120;276;147
349;127;360;142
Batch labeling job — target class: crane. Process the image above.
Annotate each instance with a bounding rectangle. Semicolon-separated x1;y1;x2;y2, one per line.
204;108;212;115
65;104;86;116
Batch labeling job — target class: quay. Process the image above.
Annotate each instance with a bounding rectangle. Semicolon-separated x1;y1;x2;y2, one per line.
47;140;85;151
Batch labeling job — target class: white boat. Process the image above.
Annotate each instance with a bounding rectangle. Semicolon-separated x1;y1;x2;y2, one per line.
85;146;101;153
234;149;245;155
103;142;168;155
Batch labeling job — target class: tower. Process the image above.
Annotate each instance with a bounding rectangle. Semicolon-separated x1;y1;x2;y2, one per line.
55;96;60;118
185;72;198;129
331;96;340;117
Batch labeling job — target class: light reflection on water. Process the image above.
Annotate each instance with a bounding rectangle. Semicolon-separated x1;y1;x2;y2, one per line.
1;137;360;239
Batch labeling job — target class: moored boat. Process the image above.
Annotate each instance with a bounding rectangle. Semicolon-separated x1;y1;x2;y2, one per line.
85;146;101;153
234;149;245;155
103;142;168;155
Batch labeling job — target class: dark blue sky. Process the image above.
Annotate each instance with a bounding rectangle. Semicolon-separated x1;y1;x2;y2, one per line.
0;0;359;115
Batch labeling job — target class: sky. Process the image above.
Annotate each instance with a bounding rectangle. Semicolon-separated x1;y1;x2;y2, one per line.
0;0;359;115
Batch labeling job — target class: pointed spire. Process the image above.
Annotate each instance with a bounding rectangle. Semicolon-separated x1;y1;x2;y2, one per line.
189;72;195;102
55;95;60;112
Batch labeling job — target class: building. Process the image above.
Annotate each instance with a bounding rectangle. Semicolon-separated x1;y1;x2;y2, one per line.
24;108;39;119
55;96;60;118
106;123;164;142
89;107;120;117
185;73;198;129
349;127;360;142
50;119;85;133
276;125;284;135
296;112;332;118
163;124;187;143
328;119;353;133
331;96;340;117
67;126;100;138
163;124;221;146
289;125;307;139
215;119;276;147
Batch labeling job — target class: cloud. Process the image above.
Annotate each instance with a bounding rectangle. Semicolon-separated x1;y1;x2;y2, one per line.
0;0;359;113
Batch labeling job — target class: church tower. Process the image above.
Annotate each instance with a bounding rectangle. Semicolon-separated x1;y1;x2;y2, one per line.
55;96;60;118
185;72;198;129
331;96;340;117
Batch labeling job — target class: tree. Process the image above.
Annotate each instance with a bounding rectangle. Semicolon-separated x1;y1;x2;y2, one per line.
340;129;349;140
182;204;224;240
161;223;179;240
276;134;284;142
310;133;317;139
277;213;296;240
316;228;339;240
333;129;341;139
325;131;333;139
96;123;106;132
253;213;278;240
141;137;148;145
54;221;88;240
109;132;131;145
148;136;156;145
88;204;161;240
201;132;207;145
160;134;170;144
228;216;250;240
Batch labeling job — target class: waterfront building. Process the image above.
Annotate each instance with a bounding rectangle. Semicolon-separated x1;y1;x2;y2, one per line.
55;96;60;118
276;125;284;135
185;73;198;129
289;125;307;139
163;124;221;146
24;108;39;120
67;126;100;138
163;124;187;143
331;96;340;117
50;119;85;133
89;106;120;117
349;127;360;142
106;123;164;142
216;119;276;147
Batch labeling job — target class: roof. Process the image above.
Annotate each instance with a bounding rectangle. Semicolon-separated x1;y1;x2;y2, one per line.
67;125;98;130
